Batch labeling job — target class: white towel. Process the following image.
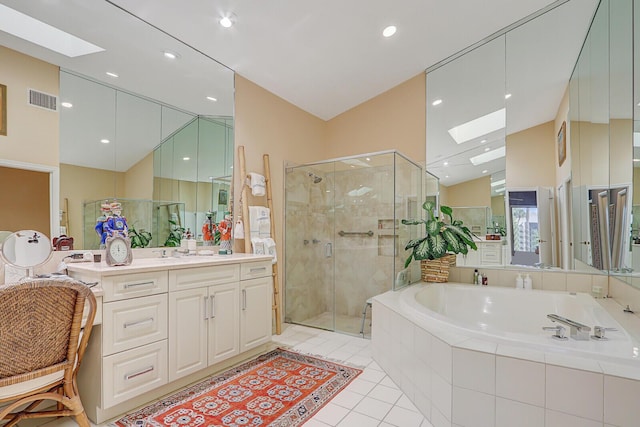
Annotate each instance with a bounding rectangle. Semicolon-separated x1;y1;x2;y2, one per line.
263;238;277;264
249;206;271;238
251;237;266;255
248;173;266;196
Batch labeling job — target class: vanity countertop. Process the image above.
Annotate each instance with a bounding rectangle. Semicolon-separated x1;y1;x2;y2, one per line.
67;253;273;276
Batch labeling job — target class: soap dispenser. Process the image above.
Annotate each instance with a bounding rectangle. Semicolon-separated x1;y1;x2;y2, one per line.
524;274;532;290
516;273;524;289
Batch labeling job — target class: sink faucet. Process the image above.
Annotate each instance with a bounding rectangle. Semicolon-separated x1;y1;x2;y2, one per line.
153;249;168;258
172;248;190;257
546;314;591;340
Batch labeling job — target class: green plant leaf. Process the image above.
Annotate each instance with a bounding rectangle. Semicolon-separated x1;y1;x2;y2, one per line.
429;234;447;259
442;228;462;253
426;220;441;236
440;205;453;223
404;238;424;250
413;238;432;260
422;201;436;220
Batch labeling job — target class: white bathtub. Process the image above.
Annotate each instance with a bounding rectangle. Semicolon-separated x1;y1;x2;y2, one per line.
399;283;636;361
372;283;640;427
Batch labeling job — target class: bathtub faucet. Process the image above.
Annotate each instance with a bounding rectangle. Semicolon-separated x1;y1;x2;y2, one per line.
546;314;591;341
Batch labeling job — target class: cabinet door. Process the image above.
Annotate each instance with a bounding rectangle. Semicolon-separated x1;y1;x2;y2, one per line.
168;287;208;381
208;283;239;366
240;277;272;352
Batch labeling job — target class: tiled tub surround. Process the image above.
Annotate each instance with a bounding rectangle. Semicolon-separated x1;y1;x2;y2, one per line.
372;283;640;427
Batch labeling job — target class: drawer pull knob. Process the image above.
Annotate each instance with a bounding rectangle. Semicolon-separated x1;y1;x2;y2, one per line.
250;267;266;273
124;366;154;381
124;281;155;289
123;317;154;329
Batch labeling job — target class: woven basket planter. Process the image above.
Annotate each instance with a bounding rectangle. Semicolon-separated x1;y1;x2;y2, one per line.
420;254;457;283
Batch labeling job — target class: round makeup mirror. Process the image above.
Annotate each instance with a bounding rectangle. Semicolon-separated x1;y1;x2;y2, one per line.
1;230;52;277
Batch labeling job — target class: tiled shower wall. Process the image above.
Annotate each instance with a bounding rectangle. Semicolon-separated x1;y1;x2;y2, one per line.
285;155;419;328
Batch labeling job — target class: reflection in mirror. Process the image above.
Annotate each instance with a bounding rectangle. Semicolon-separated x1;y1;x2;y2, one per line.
1;230;52;278
426;0;599;271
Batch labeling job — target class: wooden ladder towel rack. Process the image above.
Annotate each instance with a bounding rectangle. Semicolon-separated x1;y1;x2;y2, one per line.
238;145;282;335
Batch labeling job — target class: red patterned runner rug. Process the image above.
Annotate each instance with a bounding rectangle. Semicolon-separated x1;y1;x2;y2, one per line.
112;348;362;427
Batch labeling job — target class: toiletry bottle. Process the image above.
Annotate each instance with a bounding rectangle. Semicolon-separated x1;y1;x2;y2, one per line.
516;273;524;289
524;274;532;290
477;272;483;285
473;269;479;285
482;276;488;286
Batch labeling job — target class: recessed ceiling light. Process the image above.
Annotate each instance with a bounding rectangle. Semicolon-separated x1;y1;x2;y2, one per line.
106;72;118;78
383;25;397;37
219;13;236;28
183;157;190;161
445;175;449;178
482;170;488;174
208;176;214;180
163;50;180;60
0;4;104;57
443;161;449;166
366;157;371;161
484;147;490;152
432;99;443;106
206;96;218;102
61;102;73;108
470;146;506;166
505;93;512;99
448;109;505;144
480;139;487;143
100;139;110;144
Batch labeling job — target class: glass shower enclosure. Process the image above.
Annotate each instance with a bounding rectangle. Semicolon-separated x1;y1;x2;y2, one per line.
284;151;422;336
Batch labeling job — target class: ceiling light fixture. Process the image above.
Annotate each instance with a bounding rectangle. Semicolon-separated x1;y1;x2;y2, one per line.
484;147;490;152
163;50;180;60
183;157;190;161
482;170;488;174
470;146;506;166
206;96;218;102
106;72;118;78
448;108;505;144
382;25;397;37
634;159;640;162
61;102;73;108
495;187;506;193
481;139;487;143
432;99;443;106
0;4;104;57
491;179;506;187
443;161;449;166
505;93;512;99
219;13;236;28
100;139;110;144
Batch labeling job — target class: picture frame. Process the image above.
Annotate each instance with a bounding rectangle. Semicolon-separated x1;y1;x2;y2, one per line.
218;189;228;205
0;84;6;136
558;120;566;166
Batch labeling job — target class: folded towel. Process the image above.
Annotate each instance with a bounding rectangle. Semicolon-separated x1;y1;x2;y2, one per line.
233;218;245;239
248;173;266;196
249;206;271;238
251;237;266;255
263;237;277;264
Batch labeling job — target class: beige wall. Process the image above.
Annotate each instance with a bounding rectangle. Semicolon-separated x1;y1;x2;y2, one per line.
326;74;425;164
506;121;556;188
0;46;59;167
444;176;491;208
491;195;505;216
124;153;154;200
610;119;633;187
60;164;125;248
0;166;50;234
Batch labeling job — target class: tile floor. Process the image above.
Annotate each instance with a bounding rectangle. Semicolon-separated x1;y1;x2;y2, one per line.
37;323;432;427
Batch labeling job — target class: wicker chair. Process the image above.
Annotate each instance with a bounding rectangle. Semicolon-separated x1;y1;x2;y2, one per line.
0;278;96;427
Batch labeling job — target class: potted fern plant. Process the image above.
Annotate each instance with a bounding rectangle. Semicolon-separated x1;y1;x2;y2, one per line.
403;201;478;282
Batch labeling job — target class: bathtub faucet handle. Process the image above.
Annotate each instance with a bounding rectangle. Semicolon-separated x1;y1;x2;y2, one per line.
591;326;617;340
542;325;567;340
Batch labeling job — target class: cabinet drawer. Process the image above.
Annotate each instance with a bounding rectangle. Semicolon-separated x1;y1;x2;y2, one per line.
240;261;272;280
103;340;168;409
103;294;168;355
102;271;168;302
169;265;239;291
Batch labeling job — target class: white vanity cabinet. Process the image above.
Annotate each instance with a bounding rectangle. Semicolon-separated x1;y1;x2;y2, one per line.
168;265;241;381
69;254;273;424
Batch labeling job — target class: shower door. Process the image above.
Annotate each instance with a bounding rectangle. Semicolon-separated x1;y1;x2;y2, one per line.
284;162;336;331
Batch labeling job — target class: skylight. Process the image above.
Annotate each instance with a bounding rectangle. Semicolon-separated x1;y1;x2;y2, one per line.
490;179;506;187
470;146;506;166
448;109;506;144
0;4;104;57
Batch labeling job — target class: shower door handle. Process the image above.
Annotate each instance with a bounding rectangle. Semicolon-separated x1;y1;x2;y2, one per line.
325;242;332;258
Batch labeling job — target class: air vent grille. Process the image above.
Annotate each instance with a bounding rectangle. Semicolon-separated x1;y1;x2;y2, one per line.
28;89;58;112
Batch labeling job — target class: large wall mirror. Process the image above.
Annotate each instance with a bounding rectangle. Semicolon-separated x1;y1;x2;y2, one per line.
426;0;614;273
0;1;235;250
